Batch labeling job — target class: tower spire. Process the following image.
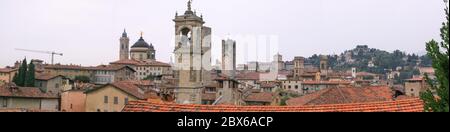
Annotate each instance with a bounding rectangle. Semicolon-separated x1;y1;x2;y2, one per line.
122;28;127;37
187;0;192;11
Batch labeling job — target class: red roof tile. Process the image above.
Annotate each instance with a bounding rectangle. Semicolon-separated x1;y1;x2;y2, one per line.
0;84;59;99
110;59;171;67
122;98;424;112
35;74;64;81
287;86;393;106
302;81;351;85
86;81;145;99
0;68;17;73
236;72;260;80
244;92;273;102
91;65;135;72
260;81;278;88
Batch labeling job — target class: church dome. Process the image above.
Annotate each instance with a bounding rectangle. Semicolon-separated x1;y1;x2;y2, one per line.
131;37;151;48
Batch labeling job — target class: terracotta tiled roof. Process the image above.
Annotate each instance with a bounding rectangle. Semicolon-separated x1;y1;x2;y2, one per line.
302;81;351;85
0;68;17;73
73;83;96;90
260;82;278;88
121;80;154;86
35;74;64;81
110;59;171;67
286;86;393;106
122;98;423;112
91;65;136;72
244;92;273;103
86;81;145;99
0;85;59;99
110;59;140;65
236;72;260;80
44;64;91;70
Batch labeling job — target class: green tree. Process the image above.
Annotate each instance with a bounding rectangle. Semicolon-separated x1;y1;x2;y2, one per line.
74;75;91;83
14;58;27;86
12;72;19;85
25;62;36;87
420;1;449;112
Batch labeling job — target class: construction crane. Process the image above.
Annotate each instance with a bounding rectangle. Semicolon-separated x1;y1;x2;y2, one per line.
15;48;63;65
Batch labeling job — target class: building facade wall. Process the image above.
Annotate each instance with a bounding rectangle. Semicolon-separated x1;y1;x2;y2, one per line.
0;97;59;111
85;85;139;112
61;90;86;112
0;71;16;83
281;80;302;93
405;81;422;97
36;76;65;93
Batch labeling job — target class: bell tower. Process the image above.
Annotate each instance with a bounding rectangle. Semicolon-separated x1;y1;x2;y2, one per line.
173;0;212;104
119;29;130;60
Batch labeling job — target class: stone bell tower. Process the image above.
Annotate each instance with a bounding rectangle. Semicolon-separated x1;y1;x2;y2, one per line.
173;0;212;104
119;29;130;60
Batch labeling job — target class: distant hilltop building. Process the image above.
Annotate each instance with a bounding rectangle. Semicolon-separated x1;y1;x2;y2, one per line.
119;30;156;61
115;29;171;80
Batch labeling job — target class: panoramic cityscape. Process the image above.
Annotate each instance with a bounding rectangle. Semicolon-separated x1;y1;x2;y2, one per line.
0;0;448;113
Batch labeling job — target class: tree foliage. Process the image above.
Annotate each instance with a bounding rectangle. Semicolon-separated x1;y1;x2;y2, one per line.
74;75;91;83
420;1;449;112
25;62;36;87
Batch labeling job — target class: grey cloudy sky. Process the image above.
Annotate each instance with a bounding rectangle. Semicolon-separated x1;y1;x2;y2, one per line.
0;0;446;67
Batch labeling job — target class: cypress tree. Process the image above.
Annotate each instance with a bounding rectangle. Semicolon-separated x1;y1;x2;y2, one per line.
25;62;36;87
16;58;28;86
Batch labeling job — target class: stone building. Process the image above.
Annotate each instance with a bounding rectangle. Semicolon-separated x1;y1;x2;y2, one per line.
0;68;17;84
110;59;171;80
293;56;305;79
120;30;156;62
0;84;60;111
173;0;212;104
221;39;236;78
404;77;429;97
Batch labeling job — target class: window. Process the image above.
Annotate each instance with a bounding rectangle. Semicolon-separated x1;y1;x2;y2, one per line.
295;85;299;89
411;89;414;92
124;98;129;105
114;97;119;104
55;83;59;89
2;98;7;107
104;96;108;104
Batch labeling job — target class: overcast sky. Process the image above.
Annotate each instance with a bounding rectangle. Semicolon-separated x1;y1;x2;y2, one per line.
0;0;446;67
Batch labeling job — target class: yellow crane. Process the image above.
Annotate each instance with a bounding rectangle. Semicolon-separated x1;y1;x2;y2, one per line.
15;48;63;65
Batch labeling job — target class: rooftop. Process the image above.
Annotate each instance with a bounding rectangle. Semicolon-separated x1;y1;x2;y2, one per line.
0;68;17;73
286;86;393;106
244;92;273;103
35;74;65;81
122;98;423;112
86;81;145;99
110;59;171;67
0;84;59;99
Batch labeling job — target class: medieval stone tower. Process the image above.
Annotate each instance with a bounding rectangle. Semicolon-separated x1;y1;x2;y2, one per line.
119;29;130;60
173;0;212;104
320;55;328;75
222;39;236;78
293;56;305;79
